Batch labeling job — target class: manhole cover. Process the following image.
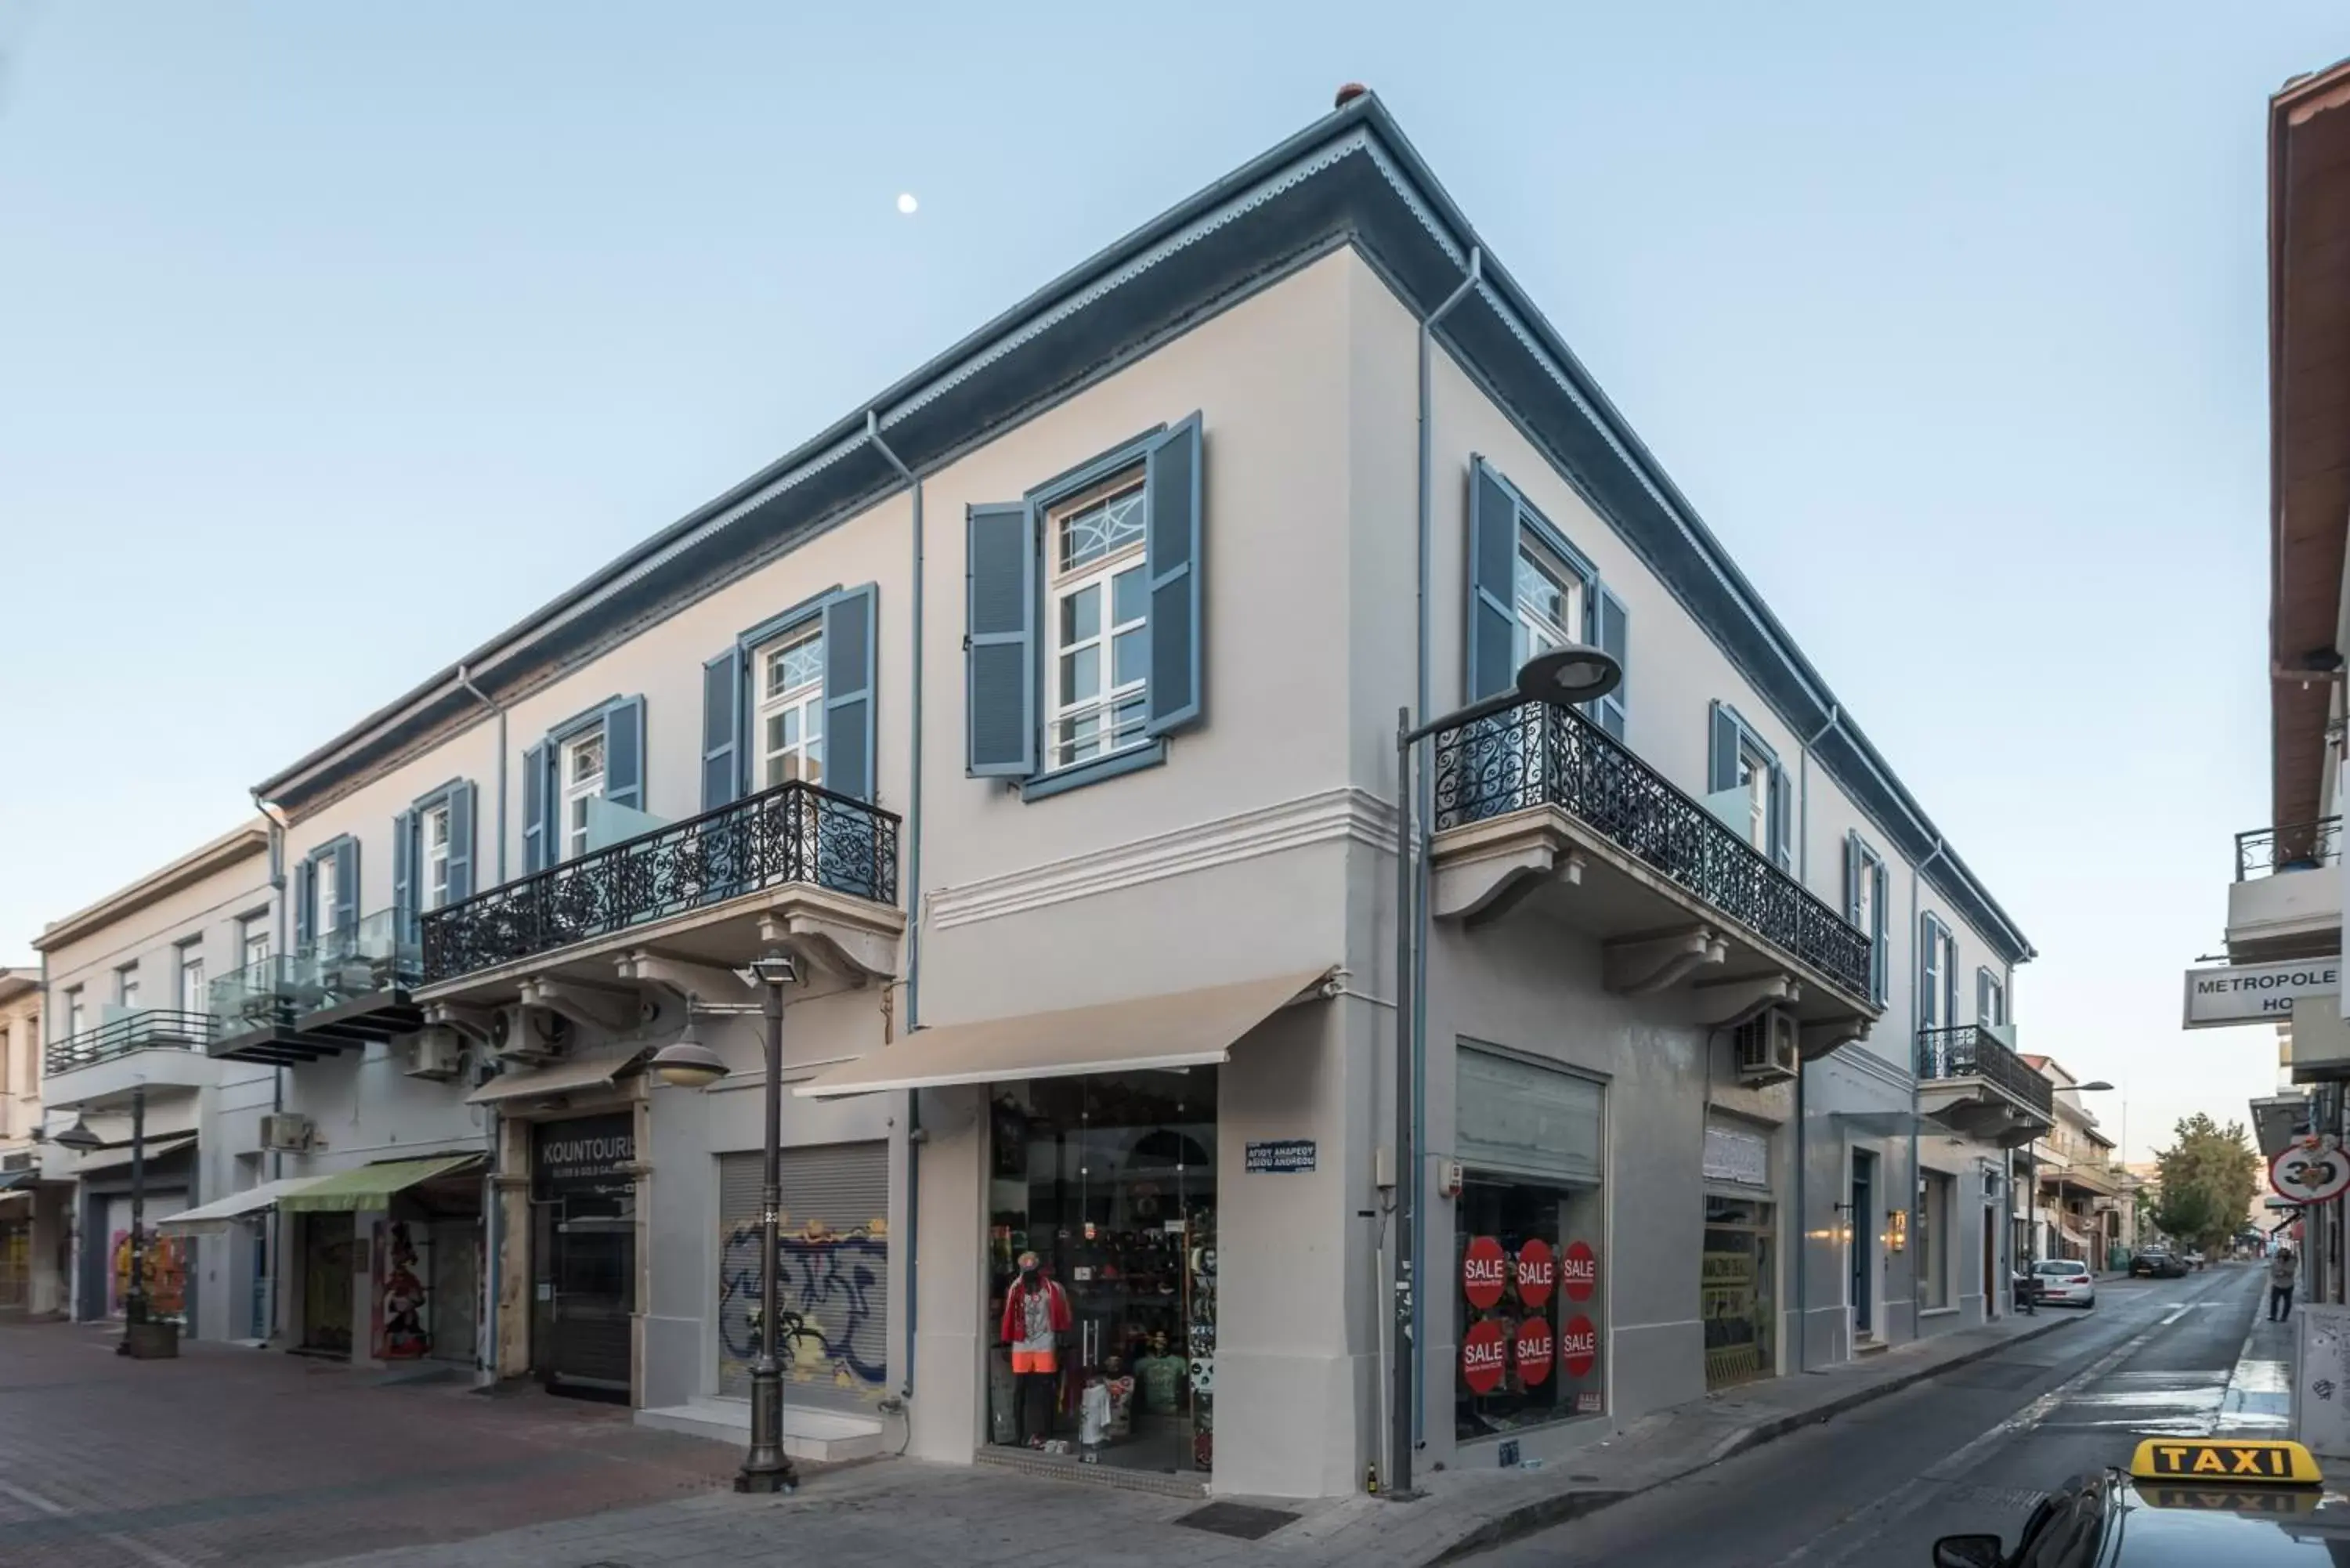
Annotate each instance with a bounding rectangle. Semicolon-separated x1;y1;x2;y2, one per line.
1176;1501;1300;1541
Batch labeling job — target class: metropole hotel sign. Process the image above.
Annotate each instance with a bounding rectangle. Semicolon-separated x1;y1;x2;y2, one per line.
2182;957;2343;1029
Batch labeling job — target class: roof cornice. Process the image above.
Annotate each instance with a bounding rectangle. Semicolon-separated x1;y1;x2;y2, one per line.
33;820;270;954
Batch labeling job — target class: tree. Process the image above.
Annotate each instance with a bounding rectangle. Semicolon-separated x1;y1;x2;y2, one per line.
2151;1115;2261;1254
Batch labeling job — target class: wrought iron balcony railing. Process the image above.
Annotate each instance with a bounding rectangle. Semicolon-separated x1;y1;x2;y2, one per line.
2236;815;2341;880
1915;1024;2053;1117
420;778;901;986
45;1009;218;1078
1431;699;1872;1002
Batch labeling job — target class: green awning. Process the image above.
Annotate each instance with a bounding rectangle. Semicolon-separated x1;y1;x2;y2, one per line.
278;1154;483;1212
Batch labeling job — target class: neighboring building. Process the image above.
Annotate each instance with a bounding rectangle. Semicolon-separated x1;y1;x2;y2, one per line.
2210;57;2350;1306
29;821;276;1334
2018;1057;2123;1267
41;92;2031;1498
0;966;66;1315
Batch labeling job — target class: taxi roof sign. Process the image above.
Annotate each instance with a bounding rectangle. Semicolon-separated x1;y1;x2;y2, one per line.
2128;1438;2321;1486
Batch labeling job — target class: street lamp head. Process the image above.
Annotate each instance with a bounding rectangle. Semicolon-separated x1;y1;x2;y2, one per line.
49;1118;103;1153
1514;645;1622;707
2076;1081;2117;1092
743;949;798;989
649;1020;730;1091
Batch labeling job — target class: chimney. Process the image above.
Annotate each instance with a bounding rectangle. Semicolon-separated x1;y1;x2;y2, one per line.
1334;82;1368;110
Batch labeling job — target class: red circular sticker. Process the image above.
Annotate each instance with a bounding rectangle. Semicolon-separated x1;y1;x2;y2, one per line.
1516;1238;1556;1309
1560;1313;1598;1378
1562;1240;1597;1303
1462;1236;1508;1310
1514;1317;1555;1386
1461;1319;1509;1394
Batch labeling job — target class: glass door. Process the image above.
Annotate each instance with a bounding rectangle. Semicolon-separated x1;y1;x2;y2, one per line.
1701;1194;1774;1389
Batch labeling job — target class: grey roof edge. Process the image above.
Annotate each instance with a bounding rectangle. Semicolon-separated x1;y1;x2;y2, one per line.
248;91;2032;965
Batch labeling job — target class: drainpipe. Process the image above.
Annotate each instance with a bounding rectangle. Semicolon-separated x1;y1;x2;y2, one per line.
456;664;509;886
1794;705;1840;1371
1910;836;1947;1339
251;793;289;1343
867;408;924;1400
1412;244;1480;1452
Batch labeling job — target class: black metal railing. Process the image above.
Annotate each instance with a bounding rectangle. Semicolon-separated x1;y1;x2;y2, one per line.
2236;815;2341;880
1432;699;1872;1001
1915;1025;2052;1116
45;1009;218;1077
420;779;900;985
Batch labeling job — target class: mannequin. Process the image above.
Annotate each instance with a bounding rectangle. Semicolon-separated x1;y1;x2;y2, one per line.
999;1250;1072;1447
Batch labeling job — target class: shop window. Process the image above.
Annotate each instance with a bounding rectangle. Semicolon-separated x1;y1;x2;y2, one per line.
1456;1176;1604;1438
1919;1172;1952;1310
1702;1194;1775;1389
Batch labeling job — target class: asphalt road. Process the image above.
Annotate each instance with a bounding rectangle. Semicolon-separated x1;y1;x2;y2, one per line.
1473;1263;2264;1566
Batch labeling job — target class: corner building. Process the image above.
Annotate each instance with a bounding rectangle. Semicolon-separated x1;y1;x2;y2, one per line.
208;95;2031;1498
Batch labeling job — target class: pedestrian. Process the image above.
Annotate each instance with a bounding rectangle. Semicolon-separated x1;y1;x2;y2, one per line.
2269;1246;2298;1322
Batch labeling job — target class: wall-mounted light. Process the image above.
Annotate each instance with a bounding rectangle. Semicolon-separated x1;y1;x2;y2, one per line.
1885;1208;1909;1254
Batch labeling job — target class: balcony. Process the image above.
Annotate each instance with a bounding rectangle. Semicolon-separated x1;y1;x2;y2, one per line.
1427;699;1875;1039
1916;1025;2053;1147
2226;816;2341;963
209;912;422;1066
44;1009;219;1108
418;778;904;1013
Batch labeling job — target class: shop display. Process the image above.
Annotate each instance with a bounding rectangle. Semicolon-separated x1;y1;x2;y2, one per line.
1455;1174;1606;1440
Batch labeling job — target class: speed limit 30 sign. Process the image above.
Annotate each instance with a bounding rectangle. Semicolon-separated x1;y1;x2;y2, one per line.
2272;1139;2350;1205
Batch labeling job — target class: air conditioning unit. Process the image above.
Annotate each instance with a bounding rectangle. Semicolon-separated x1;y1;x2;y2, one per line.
489;1005;570;1066
260;1112;315;1154
0;1150;31;1173
1733;1007;1801;1086
403;1027;464;1082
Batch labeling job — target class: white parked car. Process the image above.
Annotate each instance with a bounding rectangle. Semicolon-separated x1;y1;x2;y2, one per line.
2033;1258;2097;1308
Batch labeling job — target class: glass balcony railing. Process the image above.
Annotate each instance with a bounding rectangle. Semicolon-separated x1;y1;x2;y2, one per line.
208;955;298;1037
45;1009;218;1077
288;909;419;1006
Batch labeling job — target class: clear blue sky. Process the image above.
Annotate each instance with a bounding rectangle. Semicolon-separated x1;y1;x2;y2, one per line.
1;4;2335;1159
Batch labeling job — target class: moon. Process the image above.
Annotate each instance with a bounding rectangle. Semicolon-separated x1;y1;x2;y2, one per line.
896;193;918;215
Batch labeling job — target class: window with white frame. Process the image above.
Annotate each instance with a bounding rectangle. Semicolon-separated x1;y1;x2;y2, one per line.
1735;737;1771;851
1979;968;2006;1028
754;627;826;790
1921;916;1956;1029
1047;472;1149;771
178;947;205;1015
241;916;270;972
65;987;85;1038
116;966;139;1010
561;728;606;861
1513;535;1585;667
424;802;454;911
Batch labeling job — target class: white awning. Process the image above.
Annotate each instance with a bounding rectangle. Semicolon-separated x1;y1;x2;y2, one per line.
795;968;1336;1100
467;1046;645;1106
155;1176;324;1234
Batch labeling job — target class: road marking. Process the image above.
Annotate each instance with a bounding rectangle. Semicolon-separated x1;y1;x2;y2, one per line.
0;1482;194;1566
0;1482;68;1516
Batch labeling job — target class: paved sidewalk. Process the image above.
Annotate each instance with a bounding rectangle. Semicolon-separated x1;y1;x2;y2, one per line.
311;1310;2081;1568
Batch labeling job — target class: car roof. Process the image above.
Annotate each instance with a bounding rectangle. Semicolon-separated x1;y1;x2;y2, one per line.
2110;1477;2347;1564
2038;1259;2089;1268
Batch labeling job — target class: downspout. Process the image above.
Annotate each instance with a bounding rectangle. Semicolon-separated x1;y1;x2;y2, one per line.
867;408;924;1400
251;793;289;1342
456;664;509;886
1412;245;1480;1448
1910;836;1947;1340
1794;705;1840;1371
454;663;509;1381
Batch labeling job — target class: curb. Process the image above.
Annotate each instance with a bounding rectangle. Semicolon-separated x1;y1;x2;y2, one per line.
1426;1313;2081;1565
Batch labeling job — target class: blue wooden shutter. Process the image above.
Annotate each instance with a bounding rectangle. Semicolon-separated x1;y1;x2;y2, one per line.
446;782;476;902
1143;413;1204;736
294;858;315;951
604;696;645;811
1708;701;1741;794
522;742;548;873
1920;916;1941;1028
703;649;744;811
1593;583;1628;740
332;837;360;937
1871;862;1889;1002
1842;832;1860;923
1467;460;1520;702
1768;768;1792;871
966;501;1036;777
823;585;879;801
1977;968;1991;1025
392;811;417;947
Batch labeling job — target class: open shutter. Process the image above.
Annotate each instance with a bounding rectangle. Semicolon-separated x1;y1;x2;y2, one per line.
522;742;548;873
703;649;744;811
1871;862;1889;1001
1467;460;1520;702
392;811;417;946
1977;969;1991;1025
1768;768;1792;871
446;782;476;902
1593;583;1629;740
1708;702;1741;794
1842;833;1860;923
332;838;360;937
604;697;645;811
1143;413;1204;736
294;858;315;951
823;585;878;801
966;501;1036;777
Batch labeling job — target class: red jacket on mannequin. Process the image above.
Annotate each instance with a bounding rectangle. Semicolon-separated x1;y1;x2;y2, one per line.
1001;1271;1073;1346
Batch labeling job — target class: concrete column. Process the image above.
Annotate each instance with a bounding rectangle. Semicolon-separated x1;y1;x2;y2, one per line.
494;1116;532;1379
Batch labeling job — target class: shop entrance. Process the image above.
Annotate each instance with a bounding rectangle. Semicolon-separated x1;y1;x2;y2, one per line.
301;1212;356;1356
1849;1151;1875;1336
986;1069;1216;1476
531;1112;636;1401
1701;1195;1774;1389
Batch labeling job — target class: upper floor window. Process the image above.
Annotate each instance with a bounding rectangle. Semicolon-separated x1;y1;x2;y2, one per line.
178;945;205;1014
316;851;342;938
1469;458;1629;742
115;965;139;1010
523;699;643;873
562;729;606;862
64;988;85;1039
1845;833;1890;1004
298;837;360;955
1047;474;1149;772
965;414;1204;798
241;915;270;972
1978;967;2007;1028
756;627;826;789
395;783;477;944
1708;703;1790;870
425;803;453;909
1514;534;1583;667
1920;914;1958;1030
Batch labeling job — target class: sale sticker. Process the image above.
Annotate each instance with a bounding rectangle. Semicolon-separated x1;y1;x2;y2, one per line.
1461;1318;1509;1394
1560;1313;1599;1378
1514;1317;1555;1386
1517;1238;1556;1309
1562;1240;1597;1303
1462;1236;1508;1310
